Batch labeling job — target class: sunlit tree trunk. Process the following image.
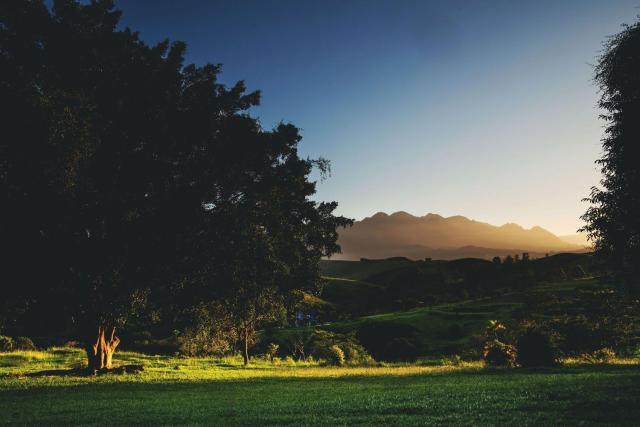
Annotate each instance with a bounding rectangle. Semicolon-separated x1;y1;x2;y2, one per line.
86;326;120;372
242;329;250;366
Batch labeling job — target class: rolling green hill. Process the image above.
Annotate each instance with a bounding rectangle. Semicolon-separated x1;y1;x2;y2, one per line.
272;276;610;360
319;258;414;281
271;254;631;360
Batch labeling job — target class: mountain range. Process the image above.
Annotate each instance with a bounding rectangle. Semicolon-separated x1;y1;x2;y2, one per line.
332;211;587;261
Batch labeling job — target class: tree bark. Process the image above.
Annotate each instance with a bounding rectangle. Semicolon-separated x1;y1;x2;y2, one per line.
242;330;249;366
86;326;120;372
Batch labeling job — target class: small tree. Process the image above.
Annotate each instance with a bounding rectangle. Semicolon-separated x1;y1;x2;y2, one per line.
228;287;286;366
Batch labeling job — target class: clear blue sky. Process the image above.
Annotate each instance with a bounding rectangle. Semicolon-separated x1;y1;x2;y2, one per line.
116;0;640;235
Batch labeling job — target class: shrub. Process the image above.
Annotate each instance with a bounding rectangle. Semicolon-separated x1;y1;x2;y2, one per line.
178;304;235;357
516;329;557;367
582;347;616;364
485;320;507;341
446;324;465;340
483;339;517;367
328;345;345;366
356;322;422;362
559;319;598;355
340;339;374;365
387;337;422;362
0;335;13;351
306;329;372;365
442;354;463;366
266;343;279;362
441;343;463;356
13;337;36;351
283;332;312;360
128;337;178;355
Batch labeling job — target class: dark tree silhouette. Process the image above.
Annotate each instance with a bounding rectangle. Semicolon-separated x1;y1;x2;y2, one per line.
581;20;640;294
0;0;351;370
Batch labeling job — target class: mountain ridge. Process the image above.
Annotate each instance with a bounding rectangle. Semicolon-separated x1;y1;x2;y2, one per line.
333;211;583;261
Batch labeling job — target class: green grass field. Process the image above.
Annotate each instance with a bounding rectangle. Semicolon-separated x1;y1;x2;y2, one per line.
1;349;639;425
2;262;636;425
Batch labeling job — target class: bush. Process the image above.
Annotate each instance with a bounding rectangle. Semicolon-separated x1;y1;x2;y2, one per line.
0;335;13;351
356;322;423;362
328;345;345;366
582;347;616;364
129;337;178;355
305;329;372;365
441;343;463;356
442;354;463;366
483;339;517;367
178;304;235;357
266;343;279;362
13;337;36;351
559;319;599;355
387;337;422;362
446;324;465;340
516;329;557;367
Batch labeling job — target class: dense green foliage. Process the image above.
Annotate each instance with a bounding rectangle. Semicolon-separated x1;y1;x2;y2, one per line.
356;321;423;361
483;340;517;367
581;19;640;294
0;0;350;366
286;257;640;361
515;329;558;368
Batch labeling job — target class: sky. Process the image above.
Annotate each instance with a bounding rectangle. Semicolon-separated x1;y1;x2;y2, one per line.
115;0;640;235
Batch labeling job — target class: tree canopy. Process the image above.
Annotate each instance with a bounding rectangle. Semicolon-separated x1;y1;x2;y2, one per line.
581;19;640;294
0;0;351;369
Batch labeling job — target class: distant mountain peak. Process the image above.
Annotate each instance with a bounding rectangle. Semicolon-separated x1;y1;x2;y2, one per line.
390;211;414;219
370;212;388;219
500;223;523;230
423;213;444;220
447;215;471;223
336;211;580;261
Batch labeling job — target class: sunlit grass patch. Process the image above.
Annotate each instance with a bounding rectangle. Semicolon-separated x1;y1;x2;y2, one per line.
562;356;640;366
0;348;639;425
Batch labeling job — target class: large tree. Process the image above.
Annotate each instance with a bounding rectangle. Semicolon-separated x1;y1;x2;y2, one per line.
581;20;640;294
1;0;350;370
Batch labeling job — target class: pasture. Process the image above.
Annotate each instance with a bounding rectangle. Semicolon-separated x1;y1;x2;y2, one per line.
1;348;639;425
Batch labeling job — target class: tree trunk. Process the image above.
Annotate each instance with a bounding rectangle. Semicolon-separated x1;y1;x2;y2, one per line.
86;326;120;372
243;330;249;366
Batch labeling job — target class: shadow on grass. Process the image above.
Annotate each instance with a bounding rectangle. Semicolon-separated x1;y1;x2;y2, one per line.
24;364;146;378
8;362;639;384
26;368;88;377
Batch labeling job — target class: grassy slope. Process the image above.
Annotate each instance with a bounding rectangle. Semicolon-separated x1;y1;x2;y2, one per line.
319;259;413;281
313;258;604;355
297;275;602;356
353;278;602;346
1;349;639;425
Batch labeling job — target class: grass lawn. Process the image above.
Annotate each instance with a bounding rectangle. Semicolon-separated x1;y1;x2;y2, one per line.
1;349;639;425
